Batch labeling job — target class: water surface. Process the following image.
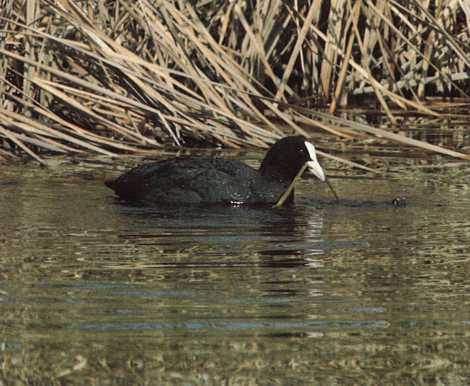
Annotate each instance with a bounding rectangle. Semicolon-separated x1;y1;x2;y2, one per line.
1;153;470;385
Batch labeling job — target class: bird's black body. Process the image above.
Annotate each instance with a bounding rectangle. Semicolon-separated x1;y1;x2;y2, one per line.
105;136;325;206
105;156;288;204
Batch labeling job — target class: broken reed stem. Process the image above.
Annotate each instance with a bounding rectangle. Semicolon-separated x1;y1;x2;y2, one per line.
273;163;340;208
326;179;339;201
273;162;308;208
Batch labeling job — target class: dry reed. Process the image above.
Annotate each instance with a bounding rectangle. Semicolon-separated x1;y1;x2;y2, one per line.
0;0;469;164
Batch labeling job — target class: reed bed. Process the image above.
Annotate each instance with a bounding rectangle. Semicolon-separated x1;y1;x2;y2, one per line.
0;0;469;164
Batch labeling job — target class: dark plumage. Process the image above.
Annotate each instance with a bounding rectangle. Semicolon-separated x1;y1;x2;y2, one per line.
105;136;326;206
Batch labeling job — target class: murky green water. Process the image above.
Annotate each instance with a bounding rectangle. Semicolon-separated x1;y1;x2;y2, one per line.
1;152;470;385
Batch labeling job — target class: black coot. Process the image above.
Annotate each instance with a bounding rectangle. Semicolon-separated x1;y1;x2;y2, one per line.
105;135;326;205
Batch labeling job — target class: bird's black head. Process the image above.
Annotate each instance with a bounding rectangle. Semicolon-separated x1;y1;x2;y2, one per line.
259;135;325;183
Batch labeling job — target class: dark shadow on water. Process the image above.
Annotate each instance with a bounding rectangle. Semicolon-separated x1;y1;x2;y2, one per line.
104;198;383;268
109;198;323;229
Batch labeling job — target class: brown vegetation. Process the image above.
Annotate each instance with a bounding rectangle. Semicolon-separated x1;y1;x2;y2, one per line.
1;0;469;164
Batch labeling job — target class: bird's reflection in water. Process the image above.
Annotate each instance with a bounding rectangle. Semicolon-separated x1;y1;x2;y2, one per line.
110;202;327;268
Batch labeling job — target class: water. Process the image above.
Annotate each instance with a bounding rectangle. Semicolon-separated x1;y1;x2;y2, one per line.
1;154;470;385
